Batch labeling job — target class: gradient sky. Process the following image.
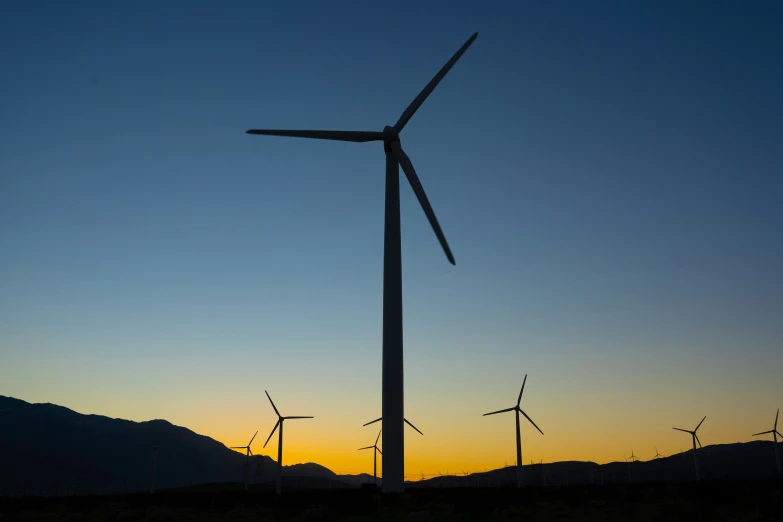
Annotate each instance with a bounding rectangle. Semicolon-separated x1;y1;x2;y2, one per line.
1;1;782;478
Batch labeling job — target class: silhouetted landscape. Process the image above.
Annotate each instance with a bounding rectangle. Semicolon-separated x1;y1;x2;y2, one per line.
3;1;783;520
0;396;367;496
2;396;781;500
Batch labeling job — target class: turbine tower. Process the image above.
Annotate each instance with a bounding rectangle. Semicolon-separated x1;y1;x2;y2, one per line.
246;32;478;493
359;430;383;485
673;416;706;482
150;445;162;495
230;431;258;491
752;408;782;475
262;391;313;494
482;374;544;488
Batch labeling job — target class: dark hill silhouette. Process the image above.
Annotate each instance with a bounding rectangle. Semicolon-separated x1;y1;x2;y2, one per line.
2;396;780;496
413;441;782;488
0;396;348;496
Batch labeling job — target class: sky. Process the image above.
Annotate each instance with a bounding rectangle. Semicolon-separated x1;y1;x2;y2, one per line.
1;0;782;479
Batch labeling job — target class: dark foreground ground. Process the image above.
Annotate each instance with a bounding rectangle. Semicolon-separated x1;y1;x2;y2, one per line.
2;480;782;521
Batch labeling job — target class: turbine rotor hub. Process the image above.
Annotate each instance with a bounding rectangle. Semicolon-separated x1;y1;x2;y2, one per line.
382;125;400;152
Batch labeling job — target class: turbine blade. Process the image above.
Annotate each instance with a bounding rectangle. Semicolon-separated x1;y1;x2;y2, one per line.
776;409;780;430
695;434;702;448
363;417;382;427
517;374;527;406
394;32;479;133
248;430;258;446
284;416;314;419
375;429;382;445
358;446;374;451
246;129;385;142
404;418;424;435
752;430;774;436
377;448;382;455
672;428;691;433
519;409;544;435
230;446;245;449
695;416;706;431
265;390;280;417
776;430;783;438
263;420;280;448
248;448;253;456
483;406;516;416
391;142;455;264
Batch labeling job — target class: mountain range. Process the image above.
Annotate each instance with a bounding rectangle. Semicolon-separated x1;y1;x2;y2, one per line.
0;395;370;495
1;395;780;495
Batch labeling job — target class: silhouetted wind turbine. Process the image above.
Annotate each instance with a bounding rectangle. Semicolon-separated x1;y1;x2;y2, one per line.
653;447;664;459
673;416;706;482
752;408;782;475
483;374;544;488
364;416;423;435
262;391;313;494
626;449;639;484
150;445;162;495
230;431;258;490
246;32;478;493
359;429;383;486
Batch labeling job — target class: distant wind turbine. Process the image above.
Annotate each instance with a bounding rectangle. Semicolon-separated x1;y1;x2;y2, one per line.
673;416;706;482
752;408;782;475
359;429;383;485
483;374;544;488
246;32;479;493
653;447;664;459
626;449;639;484
262;391;313;494
230;431;258;491
364;416;423;435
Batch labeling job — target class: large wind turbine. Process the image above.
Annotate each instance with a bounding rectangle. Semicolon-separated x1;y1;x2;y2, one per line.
673;416;706;482
483;374;544;488
230;431;258;490
246;32;478;493
150;445;163;495
262;391;313;494
752;408;782;475
359;429;383;485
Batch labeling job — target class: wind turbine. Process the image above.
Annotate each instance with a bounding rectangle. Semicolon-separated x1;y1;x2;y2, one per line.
653;447;664;459
483;374;544;488
626;449;639;484
364;416;423;435
262;391;313;494
150;445;162;495
230;431;258;490
673;416;706;482
359;429;383;485
752;408;782;475
246;32;478;493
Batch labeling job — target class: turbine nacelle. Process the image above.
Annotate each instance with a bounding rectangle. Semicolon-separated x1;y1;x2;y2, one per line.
382;125;399;140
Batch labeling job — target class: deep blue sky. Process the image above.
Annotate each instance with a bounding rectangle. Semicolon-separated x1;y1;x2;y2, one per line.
1;1;782;471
